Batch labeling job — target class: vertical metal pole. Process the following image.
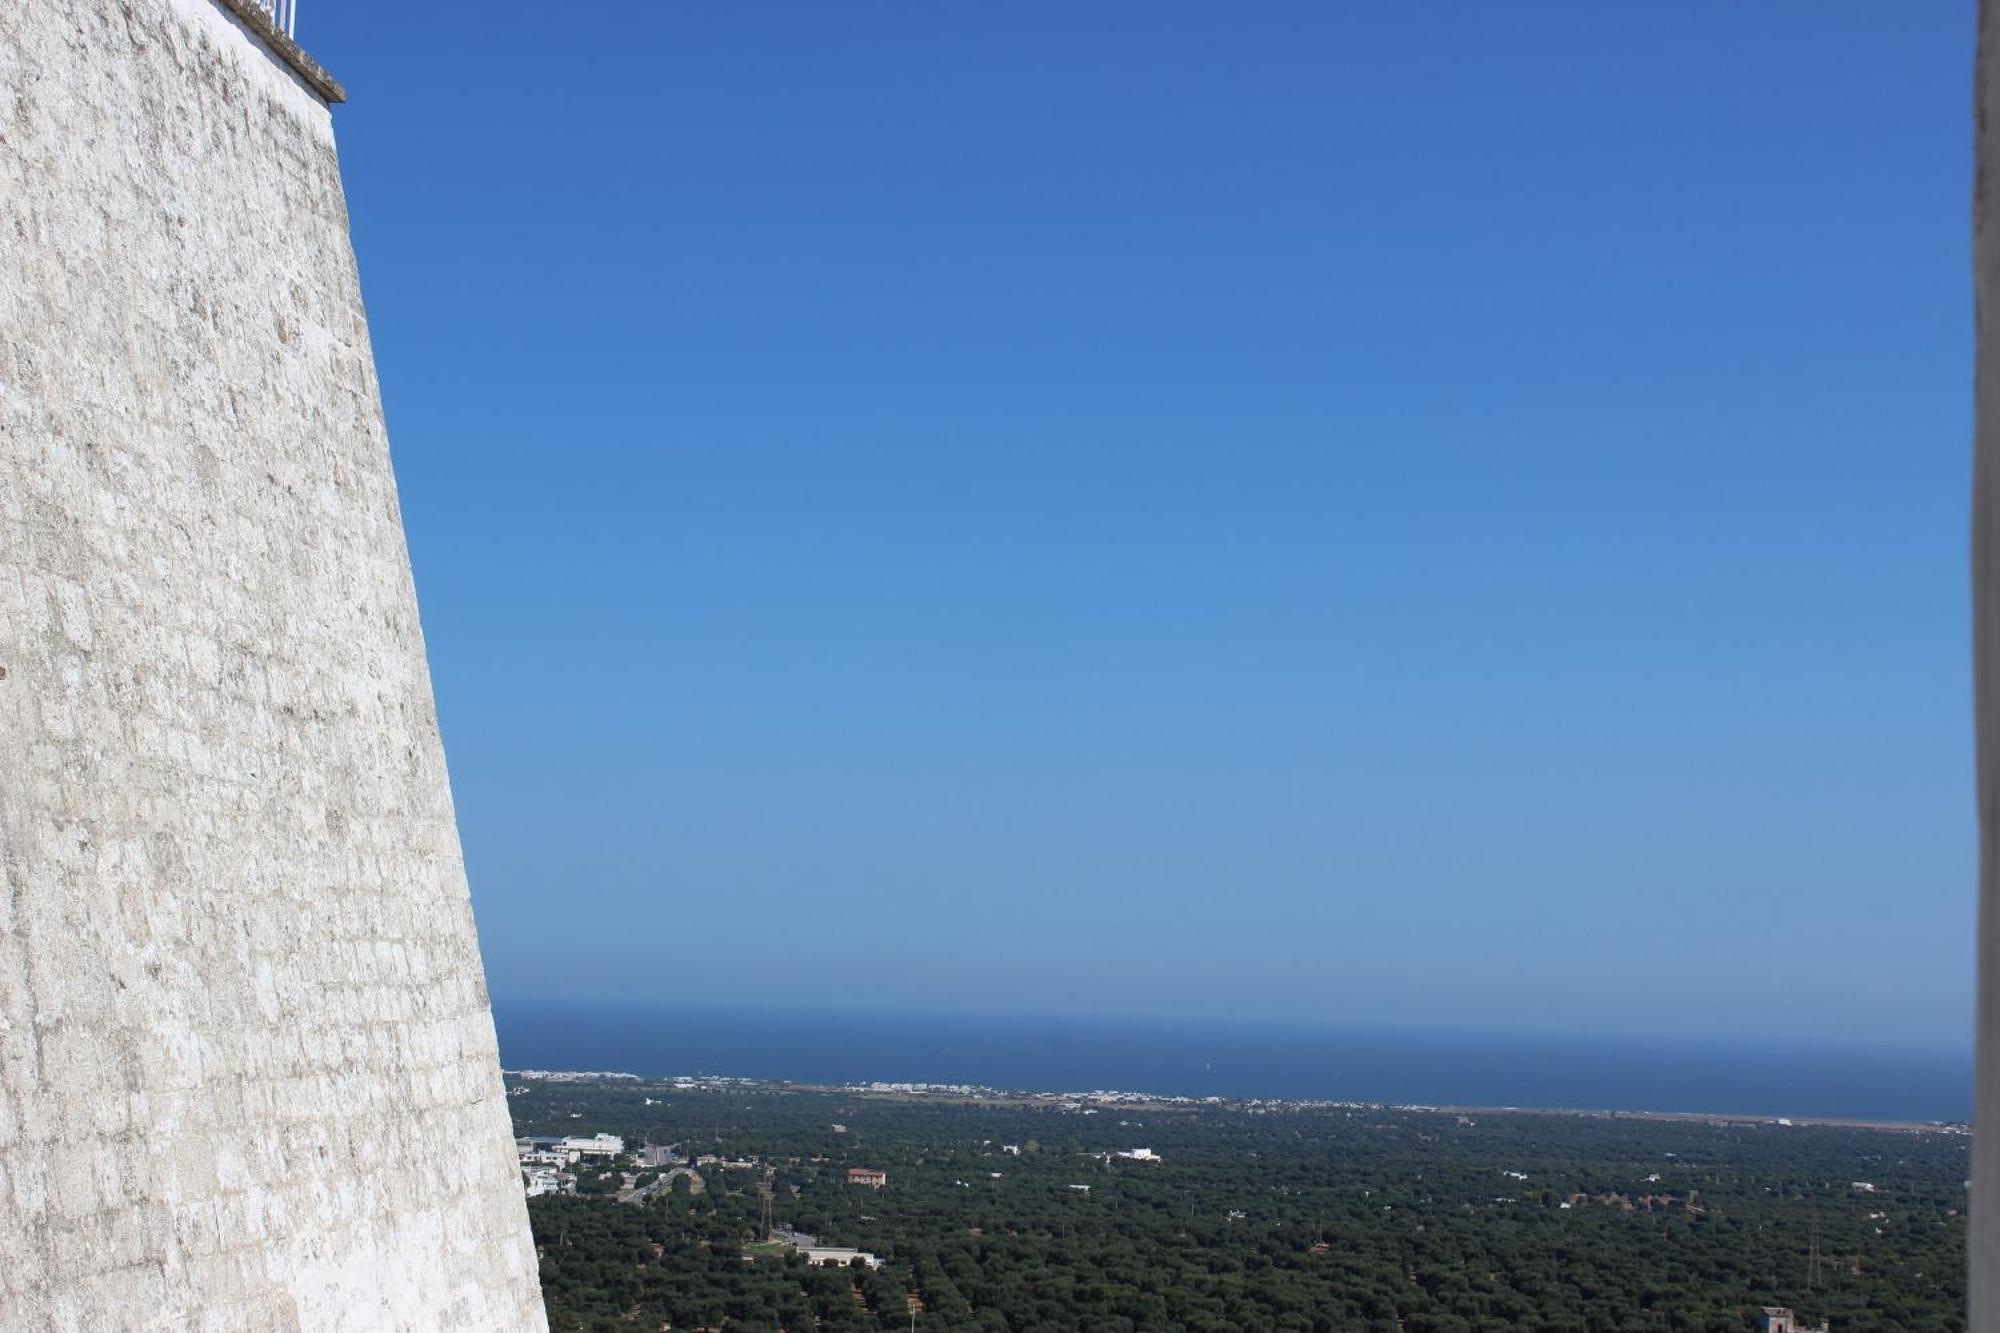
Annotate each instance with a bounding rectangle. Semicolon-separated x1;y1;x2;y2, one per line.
1973;3;2000;1325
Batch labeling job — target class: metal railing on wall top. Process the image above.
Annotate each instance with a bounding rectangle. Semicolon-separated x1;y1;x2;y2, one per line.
250;0;297;38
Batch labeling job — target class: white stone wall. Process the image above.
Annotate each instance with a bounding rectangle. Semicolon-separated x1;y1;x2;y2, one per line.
0;2;547;1328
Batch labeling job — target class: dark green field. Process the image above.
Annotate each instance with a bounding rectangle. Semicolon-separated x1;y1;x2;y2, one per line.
512;1079;1966;1332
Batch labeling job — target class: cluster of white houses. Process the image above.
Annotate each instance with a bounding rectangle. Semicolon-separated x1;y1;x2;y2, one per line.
513;1127;896;1203
517;1133;626;1197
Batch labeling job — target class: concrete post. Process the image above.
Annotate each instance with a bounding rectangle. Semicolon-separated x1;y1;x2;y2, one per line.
1975;2;2000;1325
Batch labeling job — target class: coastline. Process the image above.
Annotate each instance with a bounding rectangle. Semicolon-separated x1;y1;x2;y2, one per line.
504;1068;1971;1136
494;999;1972;1124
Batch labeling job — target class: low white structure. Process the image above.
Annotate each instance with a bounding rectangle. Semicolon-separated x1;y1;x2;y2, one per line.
562;1134;625;1158
803;1247;884;1270
1115;1148;1159;1162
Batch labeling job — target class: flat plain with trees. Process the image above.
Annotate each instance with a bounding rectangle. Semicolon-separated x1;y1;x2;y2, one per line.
512;1080;1966;1331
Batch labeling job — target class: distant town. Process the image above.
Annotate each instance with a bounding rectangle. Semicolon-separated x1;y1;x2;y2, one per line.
509;1072;1175;1272
505;1068;1971;1135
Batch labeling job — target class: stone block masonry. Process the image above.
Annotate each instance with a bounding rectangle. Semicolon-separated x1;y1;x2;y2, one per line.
0;1;547;1328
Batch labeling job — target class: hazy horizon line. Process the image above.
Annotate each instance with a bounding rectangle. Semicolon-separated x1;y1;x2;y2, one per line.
490;991;1973;1059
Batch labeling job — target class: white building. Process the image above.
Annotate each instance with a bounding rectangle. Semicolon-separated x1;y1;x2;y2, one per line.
561;1134;624;1158
803;1247;884;1270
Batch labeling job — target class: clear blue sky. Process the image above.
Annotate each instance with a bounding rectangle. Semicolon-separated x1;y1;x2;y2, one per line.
308;2;1974;1047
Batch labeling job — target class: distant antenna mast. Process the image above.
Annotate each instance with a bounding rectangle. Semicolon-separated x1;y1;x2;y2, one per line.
1807;1208;1822;1292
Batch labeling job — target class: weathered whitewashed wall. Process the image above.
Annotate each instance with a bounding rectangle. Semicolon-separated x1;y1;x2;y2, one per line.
0;1;547;1328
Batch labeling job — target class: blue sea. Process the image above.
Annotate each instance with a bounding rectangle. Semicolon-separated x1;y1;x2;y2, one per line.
491;997;1972;1124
